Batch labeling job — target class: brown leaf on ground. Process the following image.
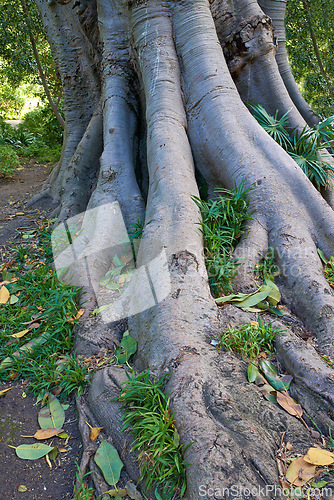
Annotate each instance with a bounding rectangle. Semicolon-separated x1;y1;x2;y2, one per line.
286;457;316;486
276;391;303;418
90;427;104;441
34;428;64;440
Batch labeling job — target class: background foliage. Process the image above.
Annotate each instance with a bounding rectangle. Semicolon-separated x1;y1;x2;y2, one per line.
286;0;334;117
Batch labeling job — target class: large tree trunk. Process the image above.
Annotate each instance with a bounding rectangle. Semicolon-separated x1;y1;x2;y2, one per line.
34;0;334;498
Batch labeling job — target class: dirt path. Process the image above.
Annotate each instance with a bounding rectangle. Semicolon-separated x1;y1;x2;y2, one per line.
0;161;82;500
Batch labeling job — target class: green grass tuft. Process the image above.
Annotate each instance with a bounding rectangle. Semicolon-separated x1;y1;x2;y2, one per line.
119;370;188;499
255;247;280;281
192;181;253;296
218;320;279;358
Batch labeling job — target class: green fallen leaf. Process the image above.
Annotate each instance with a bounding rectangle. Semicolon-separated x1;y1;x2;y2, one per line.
215;280;281;315
9;294;19;305
311;480;328;488
115;333;137;364
58;432;69;439
259;359;278;377
92;304;110;315
38;396;65;429
113;255;125;268
94;440;123;486
247;362;259;383
264;372;291;392
16;443;54;460
317;248;328;265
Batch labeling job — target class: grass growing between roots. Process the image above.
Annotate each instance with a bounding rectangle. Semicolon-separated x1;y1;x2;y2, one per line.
218;320;279;358
192;181;253;296
0;220;89;398
255;247;280;282
119;370;188;500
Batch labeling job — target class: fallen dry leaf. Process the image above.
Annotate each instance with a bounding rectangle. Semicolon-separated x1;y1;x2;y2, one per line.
0;286;10;304
286;442;293;451
90;426;104;441
11;329;30;339
75;308;85;320
34;428;64;440
303;447;334;466
0;388;12;397
276;391;303;418
58;448;67;453
286;456;316;486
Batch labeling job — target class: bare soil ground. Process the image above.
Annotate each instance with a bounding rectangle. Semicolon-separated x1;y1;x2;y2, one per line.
0;160;82;500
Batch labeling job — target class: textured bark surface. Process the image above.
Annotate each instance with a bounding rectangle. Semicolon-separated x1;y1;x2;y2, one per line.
33;0;334;498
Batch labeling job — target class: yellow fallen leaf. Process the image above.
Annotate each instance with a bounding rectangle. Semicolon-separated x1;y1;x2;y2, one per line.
105;489;127;498
34;428;64;440
58;448;67;453
286;456;316;486
276;391;303;418
90;426;104;441
250;321;259;328
18;485;28;492
75;308;85;320
46;453;52;469
0;286;10;304
15;212;25;216
0;388;12;396
11;329;30;339
303;447;334;466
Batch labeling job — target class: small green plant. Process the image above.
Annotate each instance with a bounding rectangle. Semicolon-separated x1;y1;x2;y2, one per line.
71;463;97;500
256;247;280;281
119;370;188;499
192;181;253;295
249;103;334;190
217;320;279;358
0;220;86;398
318;249;334;287
0;144;20;176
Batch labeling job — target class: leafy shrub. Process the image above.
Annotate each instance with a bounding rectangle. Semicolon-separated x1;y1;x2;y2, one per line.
0;144;20;177
192;181;253;296
20;103;63;146
249;103;334;190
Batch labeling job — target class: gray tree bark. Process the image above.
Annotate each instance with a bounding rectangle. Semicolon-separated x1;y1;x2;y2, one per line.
33;0;334;498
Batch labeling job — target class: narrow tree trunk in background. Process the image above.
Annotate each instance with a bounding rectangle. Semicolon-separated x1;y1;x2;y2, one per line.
19;0;65;129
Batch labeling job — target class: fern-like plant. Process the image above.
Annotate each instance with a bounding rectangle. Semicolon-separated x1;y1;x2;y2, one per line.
248;103;334;190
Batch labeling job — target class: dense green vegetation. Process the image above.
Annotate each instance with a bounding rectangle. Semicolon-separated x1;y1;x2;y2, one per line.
286;0;334;117
0;104;63;176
